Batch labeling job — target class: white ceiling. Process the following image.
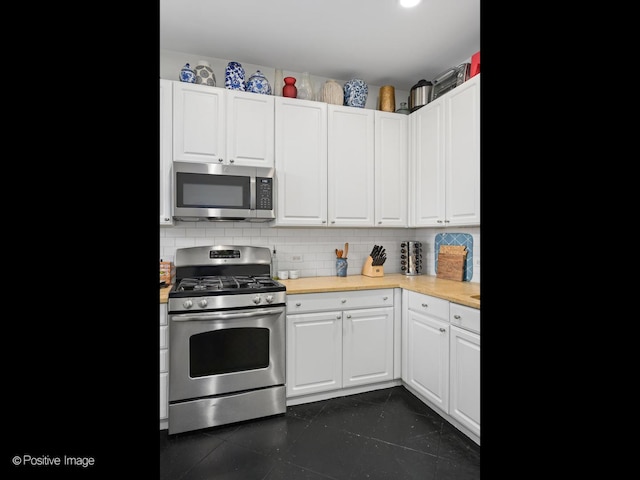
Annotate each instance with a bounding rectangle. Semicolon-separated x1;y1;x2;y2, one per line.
160;0;480;92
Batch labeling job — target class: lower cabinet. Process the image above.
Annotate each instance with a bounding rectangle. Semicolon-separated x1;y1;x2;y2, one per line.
402;290;480;443
160;303;169;425
286;289;396;398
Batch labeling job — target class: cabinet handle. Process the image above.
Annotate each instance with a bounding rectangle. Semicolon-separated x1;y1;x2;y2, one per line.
453;314;461;319
336;314;341;319
444;220;450;223
346;314;351;319
421;303;428;308
229;159;234;163
217;158;223;163
341;299;346;303
439;328;446;333
295;302;301;307
437;220;443;224
331;220;336;224
378;221;382;224
383;296;388;300
322;220;326;224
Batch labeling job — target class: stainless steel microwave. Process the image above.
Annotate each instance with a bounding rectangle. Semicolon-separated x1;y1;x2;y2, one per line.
172;161;275;222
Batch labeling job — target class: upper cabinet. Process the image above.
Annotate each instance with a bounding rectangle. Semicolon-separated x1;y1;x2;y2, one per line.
225;90;274;167
172;82;274;167
274;97;328;226
410;74;480;227
160;79;174;226
374;111;408;227
327;105;375;227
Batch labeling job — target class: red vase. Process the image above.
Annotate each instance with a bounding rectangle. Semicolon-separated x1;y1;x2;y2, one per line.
283;77;297;98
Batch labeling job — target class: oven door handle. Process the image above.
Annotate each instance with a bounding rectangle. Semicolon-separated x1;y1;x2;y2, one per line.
170;308;284;322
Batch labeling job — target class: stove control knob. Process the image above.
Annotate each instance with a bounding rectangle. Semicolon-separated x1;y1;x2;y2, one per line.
183;300;193;309
198;299;208;308
253;295;262;304
265;295;274;304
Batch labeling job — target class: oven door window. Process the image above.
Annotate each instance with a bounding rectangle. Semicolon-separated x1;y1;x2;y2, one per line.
189;327;269;377
176;172;250;209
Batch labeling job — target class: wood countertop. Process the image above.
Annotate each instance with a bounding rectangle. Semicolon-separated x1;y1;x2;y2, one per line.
160;274;479;309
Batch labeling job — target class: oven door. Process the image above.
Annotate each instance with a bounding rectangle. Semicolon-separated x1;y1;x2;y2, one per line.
169;306;285;402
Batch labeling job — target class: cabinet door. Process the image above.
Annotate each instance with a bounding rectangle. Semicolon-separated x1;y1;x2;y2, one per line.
160;79;173;225
225;90;274;167
160;372;168;420
410;99;445;227
286;311;342;397
172;82;226;163
275;97;327;226
343;307;394;387
374;112;408;227
450;325;480;437
327;105;374;227
445;75;480;226
404;308;449;412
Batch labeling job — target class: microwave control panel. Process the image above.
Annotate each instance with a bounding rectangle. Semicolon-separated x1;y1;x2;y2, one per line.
256;177;273;210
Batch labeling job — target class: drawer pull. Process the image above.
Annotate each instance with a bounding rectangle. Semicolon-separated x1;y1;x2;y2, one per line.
336;314;341;319
421;303;428;308
383;296;388;300
454;314;461;319
295;302;301;307
346;314;351;319
439;328;446;333
341;299;347;303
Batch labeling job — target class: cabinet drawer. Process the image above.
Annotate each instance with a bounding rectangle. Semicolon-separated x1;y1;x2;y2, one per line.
160;325;168;349
287;289;394;314
160;349;168;373
406;291;449;321
450;303;480;334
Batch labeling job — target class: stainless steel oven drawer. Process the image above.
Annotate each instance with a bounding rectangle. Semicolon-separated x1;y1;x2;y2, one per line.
168;385;286;435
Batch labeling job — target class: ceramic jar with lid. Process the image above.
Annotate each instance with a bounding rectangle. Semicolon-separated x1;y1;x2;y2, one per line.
246;70;272;95
179;63;196;83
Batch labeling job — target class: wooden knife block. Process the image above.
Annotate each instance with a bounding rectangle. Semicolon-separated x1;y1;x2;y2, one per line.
361;256;384;277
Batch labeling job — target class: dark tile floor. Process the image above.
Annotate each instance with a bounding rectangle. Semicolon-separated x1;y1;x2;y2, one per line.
160;386;480;480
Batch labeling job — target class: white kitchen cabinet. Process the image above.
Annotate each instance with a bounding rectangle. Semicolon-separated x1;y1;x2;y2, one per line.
402;291;450;412
160;79;174;225
410;74;480;227
449;303;480;438
225;90;274;167
172;82;226;164
327;105;375;227
286;289;395;398
274;97;328;226
286;310;343;397
160;303;169;425
172;82;274;167
342;307;394;387
374;111;408;227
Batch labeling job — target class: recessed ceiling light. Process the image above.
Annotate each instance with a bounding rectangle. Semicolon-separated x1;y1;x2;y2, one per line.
399;0;422;7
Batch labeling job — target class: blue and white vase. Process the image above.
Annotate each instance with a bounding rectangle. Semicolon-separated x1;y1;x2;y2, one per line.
179;63;196;83
245;70;272;95
194;60;216;87
344;78;368;107
225;61;245;91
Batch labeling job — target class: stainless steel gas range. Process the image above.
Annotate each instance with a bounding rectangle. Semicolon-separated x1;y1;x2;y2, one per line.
167;245;287;435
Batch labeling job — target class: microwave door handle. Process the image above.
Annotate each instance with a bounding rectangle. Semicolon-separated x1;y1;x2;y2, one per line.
171;308;284;322
250;175;256;210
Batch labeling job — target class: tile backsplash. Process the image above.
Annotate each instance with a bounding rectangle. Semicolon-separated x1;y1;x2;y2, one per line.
160;222;480;282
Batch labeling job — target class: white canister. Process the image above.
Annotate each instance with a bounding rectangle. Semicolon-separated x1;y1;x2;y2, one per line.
277;270;289;280
288;270;300;279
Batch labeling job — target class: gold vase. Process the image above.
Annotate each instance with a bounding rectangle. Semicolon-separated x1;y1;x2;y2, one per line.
379;85;396;112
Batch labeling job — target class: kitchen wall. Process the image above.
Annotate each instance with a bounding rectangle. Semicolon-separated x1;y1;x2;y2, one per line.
160;223;480;282
159;49;479;283
160;49;411;112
